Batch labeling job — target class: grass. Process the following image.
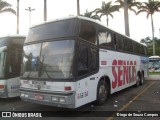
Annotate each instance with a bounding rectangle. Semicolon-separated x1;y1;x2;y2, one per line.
149;72;160;75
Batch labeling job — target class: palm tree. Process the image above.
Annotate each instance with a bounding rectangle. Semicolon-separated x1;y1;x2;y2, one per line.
95;1;120;26
77;0;80;15
116;0;141;36
17;0;19;34
137;0;160;55
0;0;16;15
81;9;101;21
44;0;47;21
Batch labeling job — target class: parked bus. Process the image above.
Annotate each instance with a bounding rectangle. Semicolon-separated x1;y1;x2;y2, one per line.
0;35;25;98
20;16;148;108
149;56;160;72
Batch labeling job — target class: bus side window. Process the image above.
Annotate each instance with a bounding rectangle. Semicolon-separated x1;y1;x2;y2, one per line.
116;34;124;51
89;47;98;72
78;44;89;76
79;21;97;45
124;38;133;53
98;29;114;49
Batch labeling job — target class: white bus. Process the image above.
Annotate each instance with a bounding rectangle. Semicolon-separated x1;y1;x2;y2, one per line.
0;35;25;98
149;56;160;71
20;16;149;108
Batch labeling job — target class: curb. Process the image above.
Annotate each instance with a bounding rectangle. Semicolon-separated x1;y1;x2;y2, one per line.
146;75;160;80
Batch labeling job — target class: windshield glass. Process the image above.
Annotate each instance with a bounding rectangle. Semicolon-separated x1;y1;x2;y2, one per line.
0;46;7;78
22;43;41;78
22;40;75;79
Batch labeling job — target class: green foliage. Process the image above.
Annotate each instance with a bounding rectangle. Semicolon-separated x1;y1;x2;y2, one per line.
140;37;160;56
81;9;101;21
149;72;160;75
0;0;16;15
94;1;120;26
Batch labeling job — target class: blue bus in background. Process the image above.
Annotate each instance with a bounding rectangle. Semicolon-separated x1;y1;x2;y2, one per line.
149;56;160;72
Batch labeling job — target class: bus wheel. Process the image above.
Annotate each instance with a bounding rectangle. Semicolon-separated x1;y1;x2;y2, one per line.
135;73;140;87
140;73;144;85
96;80;108;105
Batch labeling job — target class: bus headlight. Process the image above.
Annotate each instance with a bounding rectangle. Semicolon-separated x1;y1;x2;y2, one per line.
21;93;25;97
51;96;59;102
59;97;66;103
51;96;66;103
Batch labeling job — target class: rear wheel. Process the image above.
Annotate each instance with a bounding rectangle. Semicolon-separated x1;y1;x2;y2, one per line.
96;80;108;105
135;73;140;87
140;72;144;85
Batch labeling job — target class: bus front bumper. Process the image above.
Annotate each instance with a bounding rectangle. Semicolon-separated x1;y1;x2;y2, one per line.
20;88;76;108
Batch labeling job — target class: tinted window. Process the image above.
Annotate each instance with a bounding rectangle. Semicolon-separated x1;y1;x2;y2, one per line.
90;47;98;71
144;46;148;55
98;29;114;49
0;46;7;78
124;38;133;52
7;44;23;78
22;40;75;79
79;21;97;45
25;19;78;43
78;43;89;76
40;40;74;79
78;42;98;77
116;34;124;50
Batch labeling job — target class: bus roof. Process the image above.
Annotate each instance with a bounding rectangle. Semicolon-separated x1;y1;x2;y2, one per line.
30;16;144;47
149;56;160;59
0;34;26;39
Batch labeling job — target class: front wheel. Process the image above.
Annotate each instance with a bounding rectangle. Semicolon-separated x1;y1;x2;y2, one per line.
96;80;108;105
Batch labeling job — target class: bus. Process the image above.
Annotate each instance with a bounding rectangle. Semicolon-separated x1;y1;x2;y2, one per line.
149;56;160;72
0;35;25;98
20;16;149;108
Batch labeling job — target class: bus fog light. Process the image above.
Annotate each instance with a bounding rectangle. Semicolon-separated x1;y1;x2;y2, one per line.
59;97;66;103
21;93;25;97
24;94;28;98
52;96;58;102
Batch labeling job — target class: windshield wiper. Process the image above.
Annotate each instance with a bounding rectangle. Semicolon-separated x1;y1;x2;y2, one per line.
39;55;51;79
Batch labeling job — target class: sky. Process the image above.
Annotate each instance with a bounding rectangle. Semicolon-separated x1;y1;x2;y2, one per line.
0;0;160;42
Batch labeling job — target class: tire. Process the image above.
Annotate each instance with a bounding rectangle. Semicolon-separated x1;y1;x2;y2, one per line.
135;73;140;87
140;73;144;85
96;80;108;105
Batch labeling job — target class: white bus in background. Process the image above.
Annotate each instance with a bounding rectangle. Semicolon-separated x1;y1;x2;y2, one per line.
20;16;149;108
149;56;160;72
0;35;25;98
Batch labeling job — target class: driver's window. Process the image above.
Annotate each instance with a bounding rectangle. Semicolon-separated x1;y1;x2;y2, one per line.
78;43;89;76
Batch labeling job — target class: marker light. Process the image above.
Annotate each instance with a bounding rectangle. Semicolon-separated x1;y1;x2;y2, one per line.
0;85;4;89
64;86;71;91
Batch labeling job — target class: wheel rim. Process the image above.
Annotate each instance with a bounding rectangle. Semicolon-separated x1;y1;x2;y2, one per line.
136;75;140;86
99;85;107;101
141;74;144;84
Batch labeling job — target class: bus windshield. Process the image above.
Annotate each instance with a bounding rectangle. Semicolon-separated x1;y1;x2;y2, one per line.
0;46;7;78
22;40;75;79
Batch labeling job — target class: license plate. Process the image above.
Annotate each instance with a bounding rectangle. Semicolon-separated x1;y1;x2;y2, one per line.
32;81;45;86
35;94;44;100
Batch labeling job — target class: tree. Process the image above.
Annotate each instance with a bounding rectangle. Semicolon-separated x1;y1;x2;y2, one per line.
0;0;16;15
44;0;47;21
95;1;120;26
137;0;160;56
116;0;141;36
140;37;152;47
81;9;100;21
77;0;80;15
140;37;160;56
17;0;19;34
